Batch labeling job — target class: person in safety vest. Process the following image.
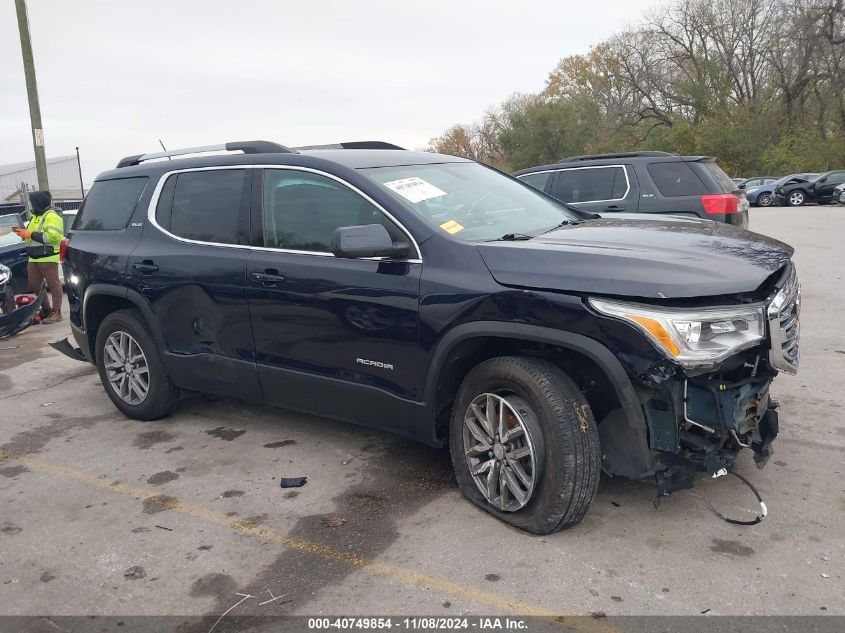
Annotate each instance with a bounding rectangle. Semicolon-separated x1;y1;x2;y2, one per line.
12;190;64;323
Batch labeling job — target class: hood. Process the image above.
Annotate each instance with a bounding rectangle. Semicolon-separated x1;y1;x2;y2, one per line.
476;218;793;299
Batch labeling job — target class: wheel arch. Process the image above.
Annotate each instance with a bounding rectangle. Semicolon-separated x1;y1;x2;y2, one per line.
82;285;165;359
421;323;648;450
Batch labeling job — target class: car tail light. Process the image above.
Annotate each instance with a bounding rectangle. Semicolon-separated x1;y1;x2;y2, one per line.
59;238;69;262
701;194;740;214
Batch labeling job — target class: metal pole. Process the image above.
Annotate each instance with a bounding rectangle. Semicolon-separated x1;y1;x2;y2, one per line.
14;0;49;191
75;146;84;199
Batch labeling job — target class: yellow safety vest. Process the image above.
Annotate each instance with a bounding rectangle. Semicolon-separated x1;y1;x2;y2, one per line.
25;208;64;263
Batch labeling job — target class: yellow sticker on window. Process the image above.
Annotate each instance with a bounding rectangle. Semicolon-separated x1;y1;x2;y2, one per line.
439;220;464;234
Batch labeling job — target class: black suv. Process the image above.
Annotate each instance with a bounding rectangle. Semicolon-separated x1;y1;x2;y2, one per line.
774;169;845;206
56;140;799;534
513;151;749;228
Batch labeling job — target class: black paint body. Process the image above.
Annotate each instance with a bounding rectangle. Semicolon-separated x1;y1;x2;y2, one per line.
63;149;794;480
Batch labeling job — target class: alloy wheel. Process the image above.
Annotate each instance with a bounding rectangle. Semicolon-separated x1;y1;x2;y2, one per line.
789;192;805;206
758;193;773;207
103;330;150;405
463;392;538;512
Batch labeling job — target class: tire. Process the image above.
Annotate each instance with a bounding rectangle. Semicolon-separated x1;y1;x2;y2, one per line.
95;308;179;420
757;193;773;207
786;191;806;207
449;356;600;534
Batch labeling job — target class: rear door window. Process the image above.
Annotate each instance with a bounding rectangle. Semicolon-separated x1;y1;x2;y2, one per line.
156;169;249;245
647;162;708;197
551;166;628;203
517;172;551;192
72;177;148;230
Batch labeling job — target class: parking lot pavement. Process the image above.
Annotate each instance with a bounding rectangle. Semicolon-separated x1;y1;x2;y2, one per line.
0;207;842;619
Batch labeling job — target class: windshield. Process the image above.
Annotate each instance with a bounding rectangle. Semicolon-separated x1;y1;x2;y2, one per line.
0;214;23;248
360;162;578;242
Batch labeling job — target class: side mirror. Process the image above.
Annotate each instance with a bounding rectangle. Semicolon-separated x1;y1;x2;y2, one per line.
738;182;747;189
331;224;410;259
819;177;828;183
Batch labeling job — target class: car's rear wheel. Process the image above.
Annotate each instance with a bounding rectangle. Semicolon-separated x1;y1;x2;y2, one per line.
757;193;773;207
95;308;179;420
787;191;806;206
449;356;600;534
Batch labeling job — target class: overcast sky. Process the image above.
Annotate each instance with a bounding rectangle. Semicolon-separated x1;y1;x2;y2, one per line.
1;0;655;184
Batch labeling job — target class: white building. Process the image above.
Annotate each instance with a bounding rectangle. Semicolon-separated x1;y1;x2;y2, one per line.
0;155;85;203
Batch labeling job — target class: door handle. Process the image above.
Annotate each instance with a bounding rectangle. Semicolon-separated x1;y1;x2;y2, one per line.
604;204;625;212
249;271;286;286
132;262;159;274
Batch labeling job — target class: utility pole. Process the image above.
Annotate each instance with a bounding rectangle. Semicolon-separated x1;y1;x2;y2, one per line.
75;146;84;199
15;0;49;191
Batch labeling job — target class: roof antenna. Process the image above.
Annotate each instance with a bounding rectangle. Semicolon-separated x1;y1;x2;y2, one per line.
158;139;172;159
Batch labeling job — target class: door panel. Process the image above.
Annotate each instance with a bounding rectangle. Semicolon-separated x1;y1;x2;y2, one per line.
246;167;424;434
125;168;261;400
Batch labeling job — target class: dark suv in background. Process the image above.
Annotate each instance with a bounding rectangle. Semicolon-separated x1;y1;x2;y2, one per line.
56;140;798;534
513;151;749;228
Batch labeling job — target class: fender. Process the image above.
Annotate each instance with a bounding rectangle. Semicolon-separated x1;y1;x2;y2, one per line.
423;321;645;426
82;283;167;351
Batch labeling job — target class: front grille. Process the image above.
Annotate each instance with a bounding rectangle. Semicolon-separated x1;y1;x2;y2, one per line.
767;263;800;374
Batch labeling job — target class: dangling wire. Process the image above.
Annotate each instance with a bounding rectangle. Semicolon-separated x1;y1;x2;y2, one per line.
706;470;768;525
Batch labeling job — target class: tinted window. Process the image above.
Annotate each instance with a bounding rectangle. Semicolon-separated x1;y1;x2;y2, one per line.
552;166;627;203
696;161;737;192
262;169;398;252
72;177;148;230
518;172;550;192
647;162;708;197
825;171;845;184
161;170;247;244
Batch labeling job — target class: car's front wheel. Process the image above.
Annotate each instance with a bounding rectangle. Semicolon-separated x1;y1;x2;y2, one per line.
757;192;774;207
787;191;806;206
449;356;600;534
95;308;179;420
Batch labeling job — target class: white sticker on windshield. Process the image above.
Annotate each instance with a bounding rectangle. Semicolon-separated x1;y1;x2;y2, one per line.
383;177;447;204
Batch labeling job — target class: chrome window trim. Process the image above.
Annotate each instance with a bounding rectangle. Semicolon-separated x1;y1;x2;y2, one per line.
145;164;422;263
517;164;631;204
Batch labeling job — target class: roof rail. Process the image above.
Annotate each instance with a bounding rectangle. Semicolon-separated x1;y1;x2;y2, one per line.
295;141;407;151
116;140;297;168
558;151;675;163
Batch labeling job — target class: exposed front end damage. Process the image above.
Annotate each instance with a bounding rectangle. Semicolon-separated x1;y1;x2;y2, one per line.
645;371;781;498
597;262;800;500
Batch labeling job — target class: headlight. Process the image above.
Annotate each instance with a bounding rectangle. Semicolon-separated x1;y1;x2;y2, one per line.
0;264;11;286
589;298;765;369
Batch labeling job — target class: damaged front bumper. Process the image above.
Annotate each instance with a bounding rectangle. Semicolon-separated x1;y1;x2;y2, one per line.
0;287;44;339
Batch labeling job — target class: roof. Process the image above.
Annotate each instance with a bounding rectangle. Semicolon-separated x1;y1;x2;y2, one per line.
298;149;467;168
512;154;711;176
97;149;467;181
0;155;77;178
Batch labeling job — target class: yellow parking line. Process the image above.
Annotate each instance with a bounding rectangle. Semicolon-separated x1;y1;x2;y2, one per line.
0;448;617;631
